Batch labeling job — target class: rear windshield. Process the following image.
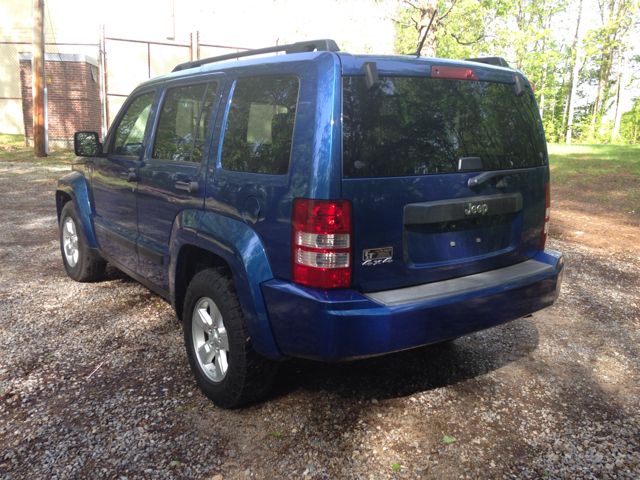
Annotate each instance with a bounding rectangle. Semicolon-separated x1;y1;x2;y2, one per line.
342;76;546;178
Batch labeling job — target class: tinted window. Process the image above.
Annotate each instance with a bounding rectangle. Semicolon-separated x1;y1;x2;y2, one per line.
153;82;218;163
342;77;546;178
113;92;155;157
221;76;299;175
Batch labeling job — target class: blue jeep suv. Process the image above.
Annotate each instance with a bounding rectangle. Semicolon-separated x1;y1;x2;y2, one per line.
57;39;564;407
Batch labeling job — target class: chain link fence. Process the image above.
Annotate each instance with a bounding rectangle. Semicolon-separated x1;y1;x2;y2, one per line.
197;43;251;62
0;33;250;143
103;37;193;127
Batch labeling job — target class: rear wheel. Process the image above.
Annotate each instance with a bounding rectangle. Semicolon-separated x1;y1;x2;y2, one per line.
183;268;277;408
59;202;106;282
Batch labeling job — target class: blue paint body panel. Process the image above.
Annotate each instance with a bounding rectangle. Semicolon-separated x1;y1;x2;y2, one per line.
262;251;563;361
57;171;98;248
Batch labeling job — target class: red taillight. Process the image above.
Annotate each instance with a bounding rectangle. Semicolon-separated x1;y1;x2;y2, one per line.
541;183;550;249
291;199;353;289
431;65;478;81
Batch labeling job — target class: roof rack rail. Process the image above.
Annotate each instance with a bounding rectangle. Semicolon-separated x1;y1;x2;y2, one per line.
465;57;510;68
172;39;340;72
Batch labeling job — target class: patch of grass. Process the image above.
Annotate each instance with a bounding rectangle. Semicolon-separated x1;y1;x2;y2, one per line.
548;144;640;185
0;133;24;148
0;133;76;166
548;144;640;212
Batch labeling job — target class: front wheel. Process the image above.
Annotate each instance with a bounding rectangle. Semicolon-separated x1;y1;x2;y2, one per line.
59;202;106;282
183;268;277;408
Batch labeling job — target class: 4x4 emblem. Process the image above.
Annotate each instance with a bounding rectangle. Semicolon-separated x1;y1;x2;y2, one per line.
362;247;393;266
465;203;488;215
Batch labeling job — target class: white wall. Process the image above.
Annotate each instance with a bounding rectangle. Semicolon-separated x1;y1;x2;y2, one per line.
0;0;395;135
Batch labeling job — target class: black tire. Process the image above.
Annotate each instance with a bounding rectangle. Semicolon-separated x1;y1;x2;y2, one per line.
59;201;106;282
182;268;277;408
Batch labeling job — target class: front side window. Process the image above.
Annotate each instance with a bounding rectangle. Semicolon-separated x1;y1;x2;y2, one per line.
112;92;155;157
221;75;299;175
342;76;546;178
153;82;218;163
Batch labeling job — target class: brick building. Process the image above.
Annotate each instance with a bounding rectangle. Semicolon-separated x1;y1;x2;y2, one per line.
20;53;102;149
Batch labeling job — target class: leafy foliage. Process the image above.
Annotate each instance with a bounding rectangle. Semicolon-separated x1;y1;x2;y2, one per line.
389;0;639;144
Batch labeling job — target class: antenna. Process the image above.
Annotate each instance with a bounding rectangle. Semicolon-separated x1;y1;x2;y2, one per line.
412;9;437;58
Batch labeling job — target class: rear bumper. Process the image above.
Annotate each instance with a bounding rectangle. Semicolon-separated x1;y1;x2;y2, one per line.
261;249;564;361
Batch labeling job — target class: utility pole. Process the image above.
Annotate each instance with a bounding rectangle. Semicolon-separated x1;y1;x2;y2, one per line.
99;25;108;139
32;0;47;157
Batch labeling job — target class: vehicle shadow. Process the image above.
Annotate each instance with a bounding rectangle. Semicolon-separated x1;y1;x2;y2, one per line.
270;317;539;402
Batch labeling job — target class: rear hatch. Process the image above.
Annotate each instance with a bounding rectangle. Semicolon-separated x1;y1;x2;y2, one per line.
339;55;549;293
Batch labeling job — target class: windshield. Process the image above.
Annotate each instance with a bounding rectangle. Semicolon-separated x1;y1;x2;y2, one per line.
342;76;546;178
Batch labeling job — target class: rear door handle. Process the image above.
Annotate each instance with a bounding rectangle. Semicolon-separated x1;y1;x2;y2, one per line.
120;171;137;182
175;181;199;194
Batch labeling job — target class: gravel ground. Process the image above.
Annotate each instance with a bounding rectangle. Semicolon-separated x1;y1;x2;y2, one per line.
1;162;639;480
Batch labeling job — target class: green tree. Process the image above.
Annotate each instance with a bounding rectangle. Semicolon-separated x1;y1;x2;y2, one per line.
620;96;640;143
582;0;637;140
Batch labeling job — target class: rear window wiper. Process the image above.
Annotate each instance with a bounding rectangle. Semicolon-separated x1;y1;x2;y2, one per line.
468;167;537;188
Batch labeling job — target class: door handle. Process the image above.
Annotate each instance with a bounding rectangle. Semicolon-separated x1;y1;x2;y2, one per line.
120;171;137;182
175;181;199;194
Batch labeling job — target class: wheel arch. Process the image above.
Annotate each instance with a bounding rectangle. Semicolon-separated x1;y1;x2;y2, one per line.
170;211;284;361
56;171;98;249
171;243;229;321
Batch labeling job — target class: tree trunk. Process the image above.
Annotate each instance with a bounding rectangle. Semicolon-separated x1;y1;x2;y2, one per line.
566;0;584;144
588;48;610;138
538;14;552;120
561;76;569;135
611;46;624;142
539;64;547;120
417;0;438;57
612;0;637;141
589;0;627;138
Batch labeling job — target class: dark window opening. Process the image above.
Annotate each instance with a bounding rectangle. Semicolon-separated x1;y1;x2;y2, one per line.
342;76;546;178
153;82;218;163
221;75;299;175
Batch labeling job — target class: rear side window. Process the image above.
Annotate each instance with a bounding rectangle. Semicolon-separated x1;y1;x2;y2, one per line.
342;76;546;178
153;82;218;163
221;75;299;175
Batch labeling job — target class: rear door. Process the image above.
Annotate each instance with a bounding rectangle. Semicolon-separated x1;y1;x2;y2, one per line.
340;61;548;293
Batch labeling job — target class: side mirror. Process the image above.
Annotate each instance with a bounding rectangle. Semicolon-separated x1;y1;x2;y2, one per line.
74;131;102;157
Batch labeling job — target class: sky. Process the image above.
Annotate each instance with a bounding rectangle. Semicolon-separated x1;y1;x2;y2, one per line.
1;0;395;53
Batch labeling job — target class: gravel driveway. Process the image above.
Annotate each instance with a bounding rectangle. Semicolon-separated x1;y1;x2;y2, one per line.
1;162;639;480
